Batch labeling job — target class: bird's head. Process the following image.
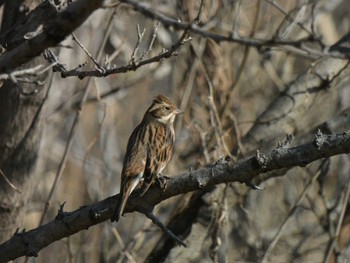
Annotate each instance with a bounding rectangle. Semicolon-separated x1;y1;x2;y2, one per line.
146;95;183;124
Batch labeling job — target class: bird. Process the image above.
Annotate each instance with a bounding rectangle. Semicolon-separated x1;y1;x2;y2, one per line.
111;95;182;222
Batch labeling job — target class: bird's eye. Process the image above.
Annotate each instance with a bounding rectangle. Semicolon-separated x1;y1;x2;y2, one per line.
164;106;171;111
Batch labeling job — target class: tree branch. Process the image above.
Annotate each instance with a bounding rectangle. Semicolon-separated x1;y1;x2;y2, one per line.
119;0;350;59
0;0;103;73
44;29;191;79
0;130;349;262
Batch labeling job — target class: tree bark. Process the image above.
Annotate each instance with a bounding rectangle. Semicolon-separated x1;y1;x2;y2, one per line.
0;0;52;243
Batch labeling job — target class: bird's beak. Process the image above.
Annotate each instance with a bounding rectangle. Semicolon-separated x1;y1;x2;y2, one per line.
175;108;184;115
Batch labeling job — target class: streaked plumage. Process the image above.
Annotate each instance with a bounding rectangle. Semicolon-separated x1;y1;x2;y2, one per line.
111;95;182;222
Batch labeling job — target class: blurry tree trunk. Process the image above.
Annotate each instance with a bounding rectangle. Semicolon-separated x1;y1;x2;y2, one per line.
0;0;50;243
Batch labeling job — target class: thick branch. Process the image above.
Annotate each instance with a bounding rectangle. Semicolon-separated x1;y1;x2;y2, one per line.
0;0;103;73
0;131;349;262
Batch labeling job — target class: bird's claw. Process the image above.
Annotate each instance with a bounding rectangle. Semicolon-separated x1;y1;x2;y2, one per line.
157;174;171;191
245;181;264;190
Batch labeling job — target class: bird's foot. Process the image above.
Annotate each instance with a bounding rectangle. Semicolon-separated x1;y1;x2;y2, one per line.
157;174;172;191
245;180;264;190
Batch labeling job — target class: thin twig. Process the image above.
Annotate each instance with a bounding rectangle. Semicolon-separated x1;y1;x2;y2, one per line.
0;169;21;193
194;52;231;158
142;210;187;247
82;80;107;179
265;0;313;39
130;25;146;65
209;184;228;261
105;40;125;65
111;227;137;263
175;37;205;140
38;115;79;226
194;0;205;24
194;123;210;163
323;174;350;263
71;33;104;72
139;22;160;61
97;8;117;64
220;0;261;118
261;166;324;263
227;112;243;157
0;63;57;82
262;59;287;92
120;220;153;262
46;29;190;79
87;66;157;102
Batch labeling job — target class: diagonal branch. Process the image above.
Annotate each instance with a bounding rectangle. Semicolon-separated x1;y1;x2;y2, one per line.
0;130;349;262
143;210;187;247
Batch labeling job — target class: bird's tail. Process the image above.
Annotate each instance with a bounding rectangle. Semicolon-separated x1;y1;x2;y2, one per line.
138;180;152;196
111;174;143;222
111;192;126;222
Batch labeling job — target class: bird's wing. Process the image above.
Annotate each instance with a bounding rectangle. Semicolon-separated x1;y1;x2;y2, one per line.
121;126;148;194
139;124;173;196
111;125;147;222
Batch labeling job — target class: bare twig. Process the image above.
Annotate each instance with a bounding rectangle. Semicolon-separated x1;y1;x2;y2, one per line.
266;0;313;39
38;113;79;226
196;56;231;158
221;0;262;118
82;79;107;178
209;184;228;261
71;33;104;72
130;25;146;65
261;164;324;263
0;63;57;82
111;228;137;263
83;108;107;179
194;123;210;164
0;169;21;193
139;22;160;61
45;29;190;79
142;210;187;247
118;220;153;262
193;0;205;24
323;174;350;263
262;60;287;92
105;40;125;65
175;0;205;136
227;112;243;158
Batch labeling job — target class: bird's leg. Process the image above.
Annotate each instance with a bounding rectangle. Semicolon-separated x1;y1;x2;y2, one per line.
138;178;144;187
156;173;172;191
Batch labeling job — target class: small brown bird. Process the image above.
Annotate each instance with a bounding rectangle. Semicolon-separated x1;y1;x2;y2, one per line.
111;95;182;222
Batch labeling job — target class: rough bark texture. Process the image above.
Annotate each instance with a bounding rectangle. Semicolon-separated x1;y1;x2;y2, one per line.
0;0;50;244
0;0;102;73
